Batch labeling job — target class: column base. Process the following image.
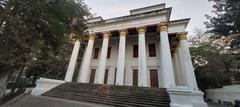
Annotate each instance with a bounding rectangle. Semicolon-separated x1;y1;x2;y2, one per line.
31;78;65;96
167;86;208;107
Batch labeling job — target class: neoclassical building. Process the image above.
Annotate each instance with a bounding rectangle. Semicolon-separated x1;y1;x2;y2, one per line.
66;4;196;88
33;3;207;107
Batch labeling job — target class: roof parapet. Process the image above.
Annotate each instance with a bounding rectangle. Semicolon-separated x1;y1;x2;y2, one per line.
87;16;103;23
130;3;166;15
169;18;191;28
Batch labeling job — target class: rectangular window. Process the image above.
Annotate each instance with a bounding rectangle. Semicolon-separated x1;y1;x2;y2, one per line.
107;47;111;58
149;44;156;57
93;48;99;59
133;45;138;57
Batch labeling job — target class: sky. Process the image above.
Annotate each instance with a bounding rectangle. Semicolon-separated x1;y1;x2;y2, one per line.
84;0;214;34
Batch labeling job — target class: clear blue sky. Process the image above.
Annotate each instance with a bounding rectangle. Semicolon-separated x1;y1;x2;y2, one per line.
85;0;214;34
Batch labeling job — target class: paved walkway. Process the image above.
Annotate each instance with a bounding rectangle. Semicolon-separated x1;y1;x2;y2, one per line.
1;94;109;107
1;94;234;107
207;102;233;107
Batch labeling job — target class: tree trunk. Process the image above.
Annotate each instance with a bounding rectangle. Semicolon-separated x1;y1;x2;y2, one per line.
10;66;24;95
32;73;38;86
0;73;11;98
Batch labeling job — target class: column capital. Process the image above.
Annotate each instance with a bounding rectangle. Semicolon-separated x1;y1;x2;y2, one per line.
171;48;176;53
88;34;96;40
74;38;81;42
102;32;111;38
137;26;146;34
175;44;180;48
158;23;168;32
119;29;128;37
178;32;188;40
70;33;81;42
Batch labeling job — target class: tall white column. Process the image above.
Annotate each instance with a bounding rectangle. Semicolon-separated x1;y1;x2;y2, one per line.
137;27;149;87
65;40;81;82
77;35;95;83
116;30;127;85
159;23;176;88
176;46;187;86
178;33;198;90
173;50;182;86
94;32;110;84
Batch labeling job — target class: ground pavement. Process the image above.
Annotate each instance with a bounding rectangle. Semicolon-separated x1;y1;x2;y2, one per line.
1;94;108;107
1;94;233;107
207;102;233;107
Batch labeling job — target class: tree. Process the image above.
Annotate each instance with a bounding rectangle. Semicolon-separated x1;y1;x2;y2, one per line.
205;0;240;49
0;0;90;97
189;30;239;91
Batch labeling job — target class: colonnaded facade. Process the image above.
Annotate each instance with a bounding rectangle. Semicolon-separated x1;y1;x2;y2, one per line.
33;3;208;107
66;4;197;89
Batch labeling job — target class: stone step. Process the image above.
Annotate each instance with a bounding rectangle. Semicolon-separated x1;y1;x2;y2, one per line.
44;90;170;103
49;87;169;97
48;91;168;99
44;93;169;106
43;83;171;107
46;91;169;101
58;83;166;92
44;93;170;107
52;85;168;93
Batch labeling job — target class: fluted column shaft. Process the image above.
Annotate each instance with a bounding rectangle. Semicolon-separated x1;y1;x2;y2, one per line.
78;35;95;83
138;27;149;87
65;40;81;82
178;33;198;90
116;30;127;85
159;24;176;88
94;32;110;84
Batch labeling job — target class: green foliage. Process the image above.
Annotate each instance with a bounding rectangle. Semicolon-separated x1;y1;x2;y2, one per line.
191;44;232;90
202;0;240;89
190;32;239;90
205;0;240;49
0;0;90;79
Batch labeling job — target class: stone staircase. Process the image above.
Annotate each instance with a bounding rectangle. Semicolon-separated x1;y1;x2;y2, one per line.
42;83;171;107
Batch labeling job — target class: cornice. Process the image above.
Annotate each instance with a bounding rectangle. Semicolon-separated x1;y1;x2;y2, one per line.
169;18;190;28
87;8;172;26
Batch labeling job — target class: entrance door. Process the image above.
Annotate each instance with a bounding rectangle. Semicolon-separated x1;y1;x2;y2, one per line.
150;69;159;87
104;69;109;84
89;69;96;84
114;67;117;85
133;69;138;87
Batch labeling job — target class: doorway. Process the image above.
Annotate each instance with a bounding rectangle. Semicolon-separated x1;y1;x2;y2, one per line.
150;69;159;87
89;69;96;84
104;69;109;84
133;69;138;87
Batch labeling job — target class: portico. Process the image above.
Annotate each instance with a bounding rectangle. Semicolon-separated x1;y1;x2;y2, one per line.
67;24;196;89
